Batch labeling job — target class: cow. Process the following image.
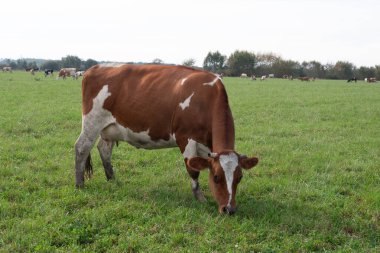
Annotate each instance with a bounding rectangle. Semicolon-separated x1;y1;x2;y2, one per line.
58;68;76;79
75;64;259;215
260;75;267;81
240;73;248;78
268;74;274;78
74;71;85;79
347;77;357;83
298;77;310;81
365;77;377;83
44;69;54;77
2;67;12;73
251;75;256;80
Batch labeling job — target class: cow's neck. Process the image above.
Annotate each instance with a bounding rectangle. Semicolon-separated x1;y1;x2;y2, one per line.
211;86;235;153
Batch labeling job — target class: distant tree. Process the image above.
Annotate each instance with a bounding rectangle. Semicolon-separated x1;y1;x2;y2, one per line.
332;61;355;79
16;59;28;70
152;58;164;64
84;59;98;70
182;58;196;67
271;59;301;77
26;61;38;69
41;60;61;71
356;66;376;79
61;55;82;69
203;51;227;73
255;52;281;76
375;65;380;79
306;61;326;78
227;50;256;76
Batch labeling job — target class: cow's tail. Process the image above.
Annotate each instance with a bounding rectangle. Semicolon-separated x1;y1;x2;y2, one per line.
84;153;93;179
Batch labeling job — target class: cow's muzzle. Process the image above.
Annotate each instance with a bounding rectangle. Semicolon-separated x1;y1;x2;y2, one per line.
220;205;236;215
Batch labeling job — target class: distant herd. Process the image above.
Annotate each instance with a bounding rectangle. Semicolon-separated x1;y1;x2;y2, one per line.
241;73;376;83
1;66;378;83
1;66;84;79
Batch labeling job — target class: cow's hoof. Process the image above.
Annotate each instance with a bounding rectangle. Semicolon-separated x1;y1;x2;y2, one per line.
194;191;207;203
75;183;85;189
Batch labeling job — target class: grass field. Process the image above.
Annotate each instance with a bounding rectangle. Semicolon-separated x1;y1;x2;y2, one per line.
0;71;379;252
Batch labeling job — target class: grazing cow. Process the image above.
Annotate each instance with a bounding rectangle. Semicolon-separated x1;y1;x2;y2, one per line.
347;77;357;83
298;77;310;81
240;73;248;78
74;71;85;79
58;68;76;79
288;75;293;80
75;64;259;214
44;69;54;77
268;74;274;78
251;75;256;80
260;75;267;81
2;67;12;72
365;77;377;83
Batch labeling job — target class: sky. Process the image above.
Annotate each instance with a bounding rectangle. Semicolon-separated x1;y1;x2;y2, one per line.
0;0;379;67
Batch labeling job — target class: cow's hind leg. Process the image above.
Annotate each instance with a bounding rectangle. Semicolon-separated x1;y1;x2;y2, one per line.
97;138;115;180
75;131;100;188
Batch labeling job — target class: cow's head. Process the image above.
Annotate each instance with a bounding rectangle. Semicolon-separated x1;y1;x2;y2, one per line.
187;151;258;215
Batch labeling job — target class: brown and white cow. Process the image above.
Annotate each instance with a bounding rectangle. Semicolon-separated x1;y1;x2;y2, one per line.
298;76;310;81
58;68;76;79
75;64;259;214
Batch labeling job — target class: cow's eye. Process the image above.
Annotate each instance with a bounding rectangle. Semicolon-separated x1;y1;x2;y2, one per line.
214;175;220;183
237;175;243;183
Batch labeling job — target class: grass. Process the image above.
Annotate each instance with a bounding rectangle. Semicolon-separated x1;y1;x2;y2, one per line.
0;71;379;252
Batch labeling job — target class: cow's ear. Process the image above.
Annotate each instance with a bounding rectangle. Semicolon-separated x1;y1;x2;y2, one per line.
187;157;210;171
239;156;259;170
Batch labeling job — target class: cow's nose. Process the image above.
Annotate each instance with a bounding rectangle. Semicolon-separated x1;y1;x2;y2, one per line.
221;205;236;215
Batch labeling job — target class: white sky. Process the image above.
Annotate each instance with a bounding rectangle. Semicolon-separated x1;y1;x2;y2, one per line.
0;0;379;67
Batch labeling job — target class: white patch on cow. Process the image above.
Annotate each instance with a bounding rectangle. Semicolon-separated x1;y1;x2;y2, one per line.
179;92;194;110
180;77;188;85
83;84;177;150
98;63;125;68
82;85;114;132
219;153;239;206
183;139;211;159
203;76;220;86
101;124;177;149
191;178;198;190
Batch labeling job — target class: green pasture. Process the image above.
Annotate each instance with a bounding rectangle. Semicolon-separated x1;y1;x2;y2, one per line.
0;71;379;252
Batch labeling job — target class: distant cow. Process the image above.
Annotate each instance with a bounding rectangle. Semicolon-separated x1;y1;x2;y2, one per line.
282;75;288;79
2;67;12;73
260;75;267;81
75;64;259;214
44;69;54;77
74;71;85;79
251;75;256;80
365;77;377;83
268;74;274;78
58;68;76;79
298;77;310;81
240;73;248;78
347;77;357;83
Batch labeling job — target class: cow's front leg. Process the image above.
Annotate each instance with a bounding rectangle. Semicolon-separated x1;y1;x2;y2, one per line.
185;161;206;202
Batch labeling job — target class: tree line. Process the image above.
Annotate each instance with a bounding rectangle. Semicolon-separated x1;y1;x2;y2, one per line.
202;51;380;80
0;56;98;72
2;52;379;80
